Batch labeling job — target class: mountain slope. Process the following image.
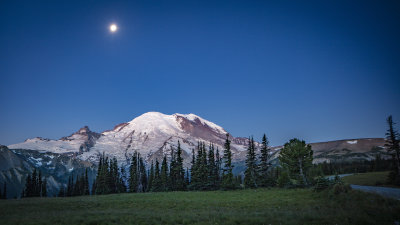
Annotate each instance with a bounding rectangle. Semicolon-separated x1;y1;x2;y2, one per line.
8;126;101;154
0;145;95;198
9;112;249;166
8;112;388;167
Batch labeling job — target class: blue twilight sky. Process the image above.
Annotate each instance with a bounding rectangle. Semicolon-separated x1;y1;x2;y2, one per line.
0;0;399;146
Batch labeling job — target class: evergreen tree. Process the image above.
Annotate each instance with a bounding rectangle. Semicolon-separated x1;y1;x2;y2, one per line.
190;142;209;190
175;141;185;191
169;147;177;190
259;134;271;187
67;175;73;196
25;174;32;197
118;167;127;193
129;152;139;192
147;161;154;192
385;115;400;185
42;177;47;197
38;170;42;197
222;134;235;189
58;186;66;197
278;138;313;186
215;147;221;187
84;169;90;195
95;153;111;195
91;178;96;195
152;159;162;192
2;182;6;199
139;157;147;192
207;143;217;190
160;156;169;191
32;169;38;197
73;174;80;196
244;137;258;188
22;169;47;198
189;145;199;190
185;168;190;186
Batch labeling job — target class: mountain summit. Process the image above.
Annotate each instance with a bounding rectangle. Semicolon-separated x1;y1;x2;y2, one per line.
8;112;388;166
9;112;249;165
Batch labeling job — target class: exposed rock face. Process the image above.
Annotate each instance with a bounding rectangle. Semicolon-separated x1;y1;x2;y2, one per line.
60;126;102;153
0;145;95;198
9;126;101;154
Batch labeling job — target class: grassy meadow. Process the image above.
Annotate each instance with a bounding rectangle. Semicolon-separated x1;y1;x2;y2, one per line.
342;171;392;186
0;188;399;225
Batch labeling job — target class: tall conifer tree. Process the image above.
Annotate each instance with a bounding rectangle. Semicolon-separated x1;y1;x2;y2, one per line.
244;137;258;188
175;141;186;191
385;115;400;184
222;134;235;189
160;156;169;191
259;134;271;186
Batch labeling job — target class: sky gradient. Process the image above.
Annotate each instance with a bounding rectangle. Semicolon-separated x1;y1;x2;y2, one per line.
1;0;399;146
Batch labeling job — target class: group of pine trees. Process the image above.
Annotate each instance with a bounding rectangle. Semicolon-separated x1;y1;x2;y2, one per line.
56;133;281;196
0;182;7;199
315;155;392;175
22;169;47;198
92;153;127;195
241;135;276;188
58;169;90;197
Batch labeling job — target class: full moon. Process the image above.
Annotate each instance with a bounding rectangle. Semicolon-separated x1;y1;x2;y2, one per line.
110;24;117;32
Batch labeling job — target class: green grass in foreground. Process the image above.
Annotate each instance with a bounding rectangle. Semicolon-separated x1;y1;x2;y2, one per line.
0;188;399;225
342;171;393;186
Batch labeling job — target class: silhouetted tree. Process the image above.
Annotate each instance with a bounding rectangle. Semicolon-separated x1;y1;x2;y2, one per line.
385;115;400;185
244;137;258;188
259;134;272;187
222;134;235;189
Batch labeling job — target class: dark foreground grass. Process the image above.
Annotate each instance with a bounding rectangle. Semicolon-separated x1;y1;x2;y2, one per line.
0;188;399;225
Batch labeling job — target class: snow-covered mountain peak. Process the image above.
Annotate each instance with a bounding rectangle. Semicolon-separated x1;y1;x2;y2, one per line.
9;112;248;165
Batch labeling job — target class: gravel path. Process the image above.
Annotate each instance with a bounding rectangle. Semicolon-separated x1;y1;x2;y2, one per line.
351;185;400;200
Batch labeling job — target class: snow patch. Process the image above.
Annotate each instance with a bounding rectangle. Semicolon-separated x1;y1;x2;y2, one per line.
29;157;43;167
347;140;358;144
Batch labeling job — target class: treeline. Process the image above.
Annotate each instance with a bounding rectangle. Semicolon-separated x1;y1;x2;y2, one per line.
93;154;127;194
55;113;400;197
93;134;275;194
58;169;91;197
58;134;312;196
22;169;47;198
316;155;393;175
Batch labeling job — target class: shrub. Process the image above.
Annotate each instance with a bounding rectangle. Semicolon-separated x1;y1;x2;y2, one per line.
277;170;291;188
332;184;352;195
313;176;330;192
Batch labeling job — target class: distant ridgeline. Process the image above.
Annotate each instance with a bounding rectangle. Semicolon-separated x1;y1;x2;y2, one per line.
0;137;393;198
0;112;397;198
